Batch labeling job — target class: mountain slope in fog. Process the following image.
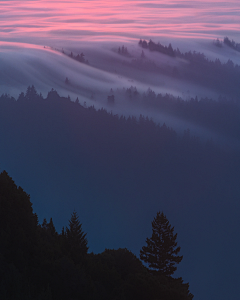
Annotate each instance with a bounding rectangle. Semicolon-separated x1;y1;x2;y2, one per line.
1;39;240;145
0;88;240;300
1;38;240;102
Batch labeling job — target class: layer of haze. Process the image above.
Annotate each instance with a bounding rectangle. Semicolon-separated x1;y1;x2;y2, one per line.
0;40;240;147
1;0;240;44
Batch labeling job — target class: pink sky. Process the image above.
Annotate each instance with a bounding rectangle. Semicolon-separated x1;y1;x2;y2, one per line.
0;0;239;43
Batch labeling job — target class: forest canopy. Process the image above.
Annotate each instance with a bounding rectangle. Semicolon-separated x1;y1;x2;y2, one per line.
0;170;193;300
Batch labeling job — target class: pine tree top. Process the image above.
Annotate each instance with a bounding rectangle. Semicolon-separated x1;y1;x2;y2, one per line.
66;210;89;254
140;211;183;276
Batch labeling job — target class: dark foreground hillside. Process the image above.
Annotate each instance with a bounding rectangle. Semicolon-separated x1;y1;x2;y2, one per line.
0;170;193;300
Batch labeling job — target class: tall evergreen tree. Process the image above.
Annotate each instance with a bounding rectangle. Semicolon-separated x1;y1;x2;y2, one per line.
140;211;183;276
65;211;88;263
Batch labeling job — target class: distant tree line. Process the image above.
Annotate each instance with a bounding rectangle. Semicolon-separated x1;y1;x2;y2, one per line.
223;37;240;52
117;45;130;57
61;48;89;64
0;170;193;300
68;51;89;64
124;86;240;141
47;46;90;65
213;36;240;51
138;38;240;70
138;39;240;98
0;86;238;191
139;39;175;57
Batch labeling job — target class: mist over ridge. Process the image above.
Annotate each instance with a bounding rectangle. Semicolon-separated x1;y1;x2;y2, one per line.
1;1;240;300
1;38;240;147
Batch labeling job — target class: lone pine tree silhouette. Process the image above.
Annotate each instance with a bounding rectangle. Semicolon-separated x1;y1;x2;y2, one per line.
140;211;183;276
65;210;88;264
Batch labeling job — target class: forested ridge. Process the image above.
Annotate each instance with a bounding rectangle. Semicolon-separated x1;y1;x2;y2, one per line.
0;170;193;300
125;86;240;141
1;87;240;299
138;38;240;98
0;86;239;210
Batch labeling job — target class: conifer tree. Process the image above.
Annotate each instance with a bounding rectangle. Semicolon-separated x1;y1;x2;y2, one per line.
140;211;183;276
65;210;88;263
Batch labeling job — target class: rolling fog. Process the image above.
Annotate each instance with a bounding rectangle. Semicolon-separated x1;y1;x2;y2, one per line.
1;1;240;300
0;39;240;145
1;38;240;300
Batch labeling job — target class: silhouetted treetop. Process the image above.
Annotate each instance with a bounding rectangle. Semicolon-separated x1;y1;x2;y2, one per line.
65;210;88;264
140;211;183;276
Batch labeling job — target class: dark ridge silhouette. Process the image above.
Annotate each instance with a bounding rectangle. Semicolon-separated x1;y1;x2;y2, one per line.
0;170;193;300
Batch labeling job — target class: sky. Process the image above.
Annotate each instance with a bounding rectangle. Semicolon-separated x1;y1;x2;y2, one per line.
1;1;240;300
1;0;240;44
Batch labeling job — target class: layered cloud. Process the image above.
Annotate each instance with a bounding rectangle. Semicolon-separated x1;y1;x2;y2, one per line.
1;0;240;44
